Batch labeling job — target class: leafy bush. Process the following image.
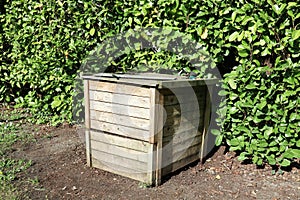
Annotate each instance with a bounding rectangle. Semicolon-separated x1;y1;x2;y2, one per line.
211;1;300;168
0;0;299;167
0;0;228;124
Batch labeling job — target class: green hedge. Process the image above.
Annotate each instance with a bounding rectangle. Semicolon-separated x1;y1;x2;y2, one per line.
211;1;300;168
0;0;299;167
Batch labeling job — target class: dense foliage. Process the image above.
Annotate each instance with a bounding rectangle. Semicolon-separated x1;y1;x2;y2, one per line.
0;0;299;167
211;1;300;168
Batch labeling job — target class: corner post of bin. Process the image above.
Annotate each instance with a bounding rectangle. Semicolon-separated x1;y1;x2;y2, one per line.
149;87;164;186
200;81;215;163
84;78;92;167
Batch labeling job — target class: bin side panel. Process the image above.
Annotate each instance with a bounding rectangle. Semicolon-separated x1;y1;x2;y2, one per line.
88;80;152;142
160;86;207;176
90;130;153;184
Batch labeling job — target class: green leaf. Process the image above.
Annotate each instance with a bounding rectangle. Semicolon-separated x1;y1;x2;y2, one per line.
228;138;239;146
215;135;223;146
229;31;239;42
51;100;61;108
266;155;276;165
292;30;300;40
280;159;291;167
228;79;237;89
238;152;248;161
211;129;221;136
90;28;95;36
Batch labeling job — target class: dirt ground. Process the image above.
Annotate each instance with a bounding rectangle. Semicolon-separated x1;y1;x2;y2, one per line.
10;124;300;200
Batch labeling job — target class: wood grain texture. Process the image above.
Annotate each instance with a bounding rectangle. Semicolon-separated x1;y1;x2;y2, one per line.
90;110;150;130
90;130;150;152
91;140;149;163
90;100;150;119
84;80;91;166
90;120;150;142
89;90;150;108
91;149;148;172
89;80;151;97
92;158;152;184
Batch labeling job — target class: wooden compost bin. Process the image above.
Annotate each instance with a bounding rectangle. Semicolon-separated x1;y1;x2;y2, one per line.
83;73;217;186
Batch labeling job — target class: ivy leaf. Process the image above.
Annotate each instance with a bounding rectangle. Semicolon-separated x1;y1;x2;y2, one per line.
90;28;95;36
292;29;300;40
280;159;291;167
228;79;237;89
229;31;239;42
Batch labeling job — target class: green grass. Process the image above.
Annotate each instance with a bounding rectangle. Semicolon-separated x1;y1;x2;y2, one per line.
0;107;35;200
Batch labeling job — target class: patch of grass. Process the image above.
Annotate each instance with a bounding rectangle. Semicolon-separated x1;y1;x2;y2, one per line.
0;107;35;200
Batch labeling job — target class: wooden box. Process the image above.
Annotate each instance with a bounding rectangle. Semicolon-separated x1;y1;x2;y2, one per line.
83;73;217;186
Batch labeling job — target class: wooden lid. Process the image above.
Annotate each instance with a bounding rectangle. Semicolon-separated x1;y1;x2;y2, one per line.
82;73;218;88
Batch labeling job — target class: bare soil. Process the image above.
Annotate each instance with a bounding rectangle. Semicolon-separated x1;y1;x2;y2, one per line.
10;124;300;200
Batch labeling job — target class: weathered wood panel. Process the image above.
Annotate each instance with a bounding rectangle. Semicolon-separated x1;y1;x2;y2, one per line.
90;100;150;119
91;149;148;172
161;154;199;176
164;111;204;127
89;90;150;108
90;110;150;130
84;80;92;167
89;80;151;97
90;130;150;152
91;140;149;163
92;158;151;184
90;120;150;141
163;119;203;137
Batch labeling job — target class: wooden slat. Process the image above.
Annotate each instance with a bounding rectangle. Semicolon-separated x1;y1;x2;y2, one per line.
90;120;150;142
92;158;151;184
91;149;148;172
90;110;150;130
91;140;149;163
163;92;206;106
89;90;150;108
163;132;202;149
201;85;215;162
158;78;218;89
163;119;202;137
167;143;201;163
163;130;202;145
90;100;150;119
84;80;92;167
162;154;199;176
90;130;150;152
164;102;204;114
164;111;204;127
89;80;151;97
159;86;207;96
155;89;164;186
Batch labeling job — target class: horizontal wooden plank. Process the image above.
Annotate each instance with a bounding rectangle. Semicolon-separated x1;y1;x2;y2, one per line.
162;154;199;176
92;158;152;184
165;111;205;127
90;130;150;152
90;110;150;130
163;127;203;144
165;102;205;114
163;135;202;153
91;140;149;163
92;149;148;172
90;100;150;119
163;142;202;165
89;80;151;97
163;120;203;137
159;86;207;96
164;92;206;106
89;90;150;108
158;78;218;89
90;120;151;142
